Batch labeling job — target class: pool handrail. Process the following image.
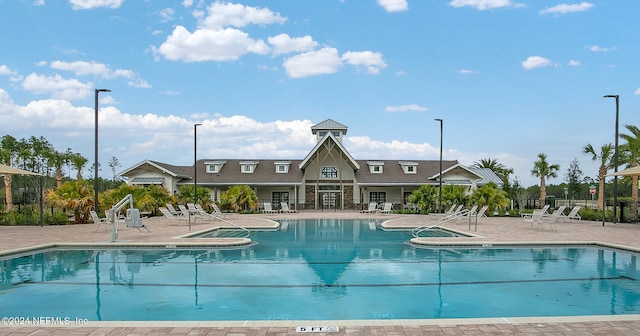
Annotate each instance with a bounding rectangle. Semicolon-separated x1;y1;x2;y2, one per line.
412;208;474;237
196;211;251;238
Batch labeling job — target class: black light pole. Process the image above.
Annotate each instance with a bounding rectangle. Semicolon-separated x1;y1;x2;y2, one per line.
604;95;619;223
435;118;443;213
94;89;111;213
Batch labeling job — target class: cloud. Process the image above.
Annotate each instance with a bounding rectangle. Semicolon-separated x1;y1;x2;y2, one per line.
449;0;514;10
199;2;287;30
341;51;387;74
385;104;429;112
0;65;17;76
588;45;614;52
457;69;479;74
568;60;581;66
283;48;343;78
540;2;594;15
268;34;318;56
157;26;270;62
521;56;552;70
69;0;123;10
635;88;640;95
21;73;92;100
49;60;150;88
377;0;408;12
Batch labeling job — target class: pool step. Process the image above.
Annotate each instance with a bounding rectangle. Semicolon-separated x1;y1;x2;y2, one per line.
207;228;250;238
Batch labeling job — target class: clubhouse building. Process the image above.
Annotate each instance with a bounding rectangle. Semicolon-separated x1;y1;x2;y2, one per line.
120;119;501;211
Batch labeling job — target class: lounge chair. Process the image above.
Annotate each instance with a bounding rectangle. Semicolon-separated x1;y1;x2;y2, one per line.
379;202;393;214
159;207;188;225
434;204;463;217
540;206;566;231
280;202;298;213
360;202;378;213
166;203;182;216
211;203;239;219
563;205;581;221
91;210;109;232
263;202;278;214
456;205;478;222
523;209;545;229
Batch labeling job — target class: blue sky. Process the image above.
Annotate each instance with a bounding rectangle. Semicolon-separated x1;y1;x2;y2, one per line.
0;0;638;187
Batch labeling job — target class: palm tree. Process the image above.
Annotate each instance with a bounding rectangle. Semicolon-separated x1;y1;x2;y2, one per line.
531;153;560;208
0;135;20;211
46;150;66;189
619;125;640;221
69;152;88;180
583;143;614;210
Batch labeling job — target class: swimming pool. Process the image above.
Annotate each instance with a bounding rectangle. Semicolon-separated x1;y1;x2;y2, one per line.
1;218;640;321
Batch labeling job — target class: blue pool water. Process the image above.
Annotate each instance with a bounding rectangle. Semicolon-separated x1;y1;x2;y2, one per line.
1;218;640;321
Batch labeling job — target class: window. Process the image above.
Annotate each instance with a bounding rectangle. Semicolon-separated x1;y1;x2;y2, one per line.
239;161;259;173
243;165;251;172
407;166;414;172
332;131;341;137
403;192;413;204
399;161;418;174
321;166;338;178
275;161;291;173
272;191;289;209
369;192;386;204
367;161;384;174
205;161;226;173
319;131;327;137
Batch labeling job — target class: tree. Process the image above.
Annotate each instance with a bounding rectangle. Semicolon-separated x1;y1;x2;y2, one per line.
564;158;583;200
176;185;212;209
220;185;258;212
441;184;468;208
47;150;66;189
583;143;614;210
472;158;514;187
407;185;438;214
44;180;94;223
531;153;560;208
470;182;509;214
69;152;88;180
108;156;121;181
619;124;640;221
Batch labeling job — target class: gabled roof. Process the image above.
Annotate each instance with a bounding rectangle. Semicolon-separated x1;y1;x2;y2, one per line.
119;160;191;179
310;119;348;134
429;163;483;180
187;159;304;186
299;132;360;170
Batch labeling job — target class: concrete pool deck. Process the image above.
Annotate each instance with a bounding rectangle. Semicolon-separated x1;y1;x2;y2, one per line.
2;211;640;335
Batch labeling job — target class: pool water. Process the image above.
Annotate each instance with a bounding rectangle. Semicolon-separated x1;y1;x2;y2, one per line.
1;218;640;321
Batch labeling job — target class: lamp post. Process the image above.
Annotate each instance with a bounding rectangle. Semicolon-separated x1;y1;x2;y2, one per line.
94;88;111;213
194;123;202;206
434;118;443;213
604;94;619;223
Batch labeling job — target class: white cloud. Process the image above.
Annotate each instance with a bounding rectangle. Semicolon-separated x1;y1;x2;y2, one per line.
158;8;175;22
158;26;270;62
0;65;17;76
377;0;408;12
21;73;92;100
49;60;150;88
385;104;429;112
283;48;343;78
588;45;614;52
540;2;594;15
199;2;287;30
449;0;514;10
635;88;640;95
268;34;318;56
342;51;387;74
568;60;581;66
521;56;552;70
457;69;479;74
69;0;123;10
345;136;438;159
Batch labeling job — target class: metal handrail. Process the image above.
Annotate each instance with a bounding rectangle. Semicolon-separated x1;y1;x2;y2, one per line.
196;211;251;238
411;210;472;237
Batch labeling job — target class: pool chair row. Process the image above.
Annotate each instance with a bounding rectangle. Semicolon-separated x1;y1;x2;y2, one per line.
262;202;298;214
360;202;394;214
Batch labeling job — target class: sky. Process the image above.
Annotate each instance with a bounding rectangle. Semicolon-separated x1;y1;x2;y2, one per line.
0;0;638;187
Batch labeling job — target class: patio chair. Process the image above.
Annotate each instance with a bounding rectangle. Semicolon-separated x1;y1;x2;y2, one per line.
91;210;109;232
379;202;393;214
360;202;378;213
280;202;298;213
263;202;278;214
159;207;188;225
166;203;182;216
212;203;239;219
523;209;545;229
563;205;581;221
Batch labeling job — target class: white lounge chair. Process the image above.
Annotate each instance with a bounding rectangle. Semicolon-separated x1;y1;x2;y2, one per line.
379;202;393;214
159;207;188;225
523;209;545;229
434;204;463;217
280;202;298;213
563;205;581;221
540;206;566;231
360;202;378;213
166;203;182;216
91;210;109;232
263;202;278;214
211;203;239;219
456;205;479;222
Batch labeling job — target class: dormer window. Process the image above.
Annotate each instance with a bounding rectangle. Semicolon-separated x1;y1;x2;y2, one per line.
205;161;226;173
240;161;259;173
367;161;384;174
321;166;338;179
399;161;418;174
275;161;291;173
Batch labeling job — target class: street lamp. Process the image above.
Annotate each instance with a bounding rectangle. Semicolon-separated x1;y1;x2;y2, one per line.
434;118;443;213
194;123;202;206
94;88;111;213
604;94;619;223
